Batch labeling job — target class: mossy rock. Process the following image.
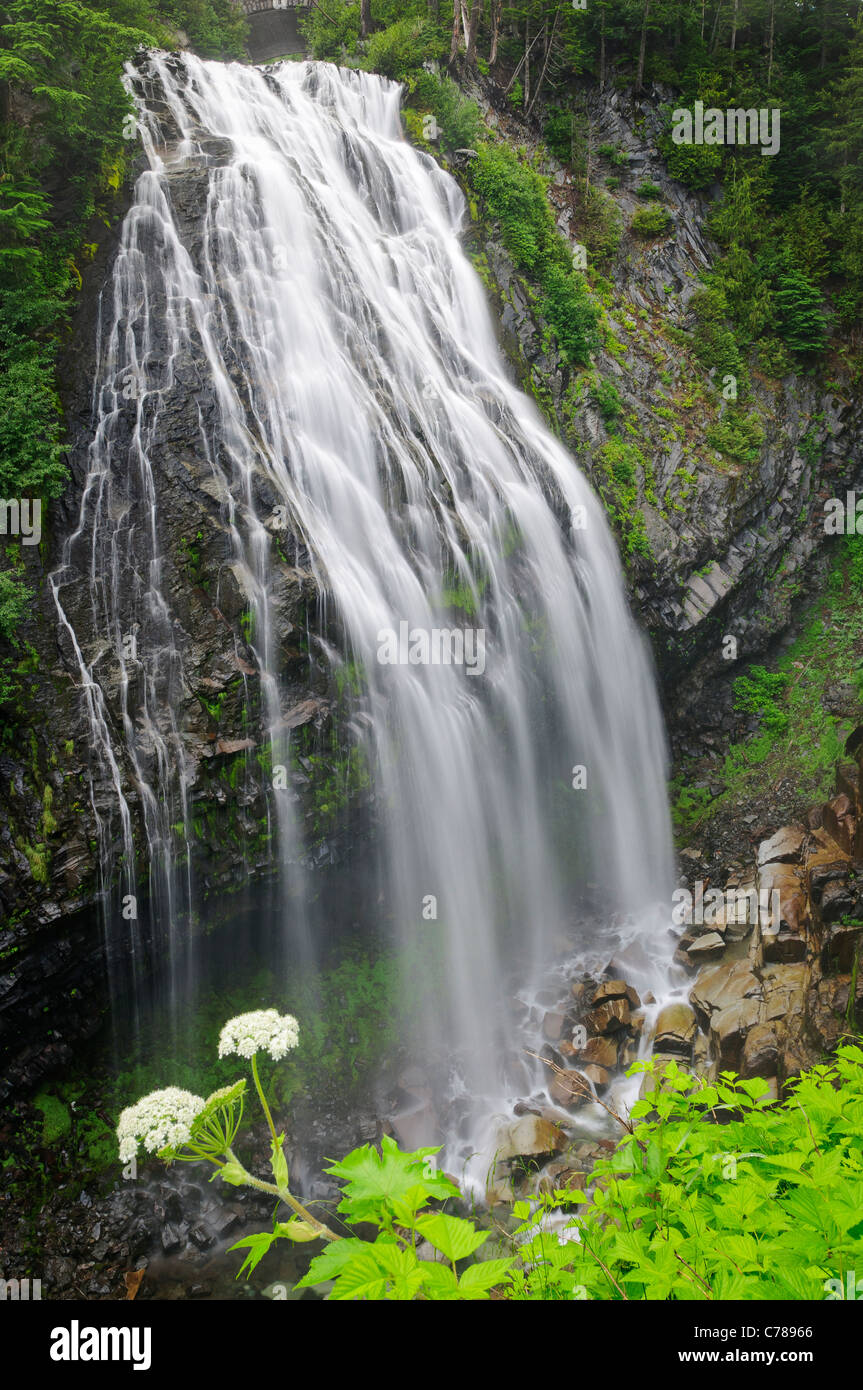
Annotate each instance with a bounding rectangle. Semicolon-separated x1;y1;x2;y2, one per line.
34;1089;71;1144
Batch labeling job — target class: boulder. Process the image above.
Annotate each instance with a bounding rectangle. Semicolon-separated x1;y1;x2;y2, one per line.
686;932;725;962
690;958;761;1028
537;1166;587;1196
581;1064;610;1092
742;1022;780;1078
653;1002;697;1055
591;979;629;1005
585;998;630;1034
542;1011;566;1042
757;825;807;866
495;1115;568;1162
548;1071;590;1109
577;1035;618;1069
709;996;761;1071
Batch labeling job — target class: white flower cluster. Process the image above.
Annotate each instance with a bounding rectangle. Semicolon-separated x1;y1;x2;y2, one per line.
217;1009;300;1062
117;1087;205;1162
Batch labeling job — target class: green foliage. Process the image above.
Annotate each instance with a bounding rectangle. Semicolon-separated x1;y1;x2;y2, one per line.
591;373;623;425
769;255;828;355
635;179;662;200
659;133;723;190
630;205;672;238
0;572;31;645
507;1048;863;1301
33;1089;71;1144
544;107;574;164
596;142;629;168
295;1137;514;1300
469;143;599;365
675;533;863;838
596;437;652;561
705;408;764;465
408;72;480;151
690;285;743;381
301;0;361;59
733;664;789;733
364;16;438;82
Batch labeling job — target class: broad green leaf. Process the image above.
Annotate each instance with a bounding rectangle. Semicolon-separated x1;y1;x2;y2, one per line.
295;1237;369;1289
416;1213;488;1263
419;1262;460;1299
457;1258;515;1297
227;1232;276;1279
324;1137;458;1223
329;1251;390;1301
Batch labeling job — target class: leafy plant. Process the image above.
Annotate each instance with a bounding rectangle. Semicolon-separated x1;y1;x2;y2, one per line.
507;1049;863;1300
732;663;789;733
631;205;672;238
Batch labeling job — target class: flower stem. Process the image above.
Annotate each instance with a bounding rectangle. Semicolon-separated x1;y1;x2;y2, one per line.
251;1052;279;1147
225;1151;341;1242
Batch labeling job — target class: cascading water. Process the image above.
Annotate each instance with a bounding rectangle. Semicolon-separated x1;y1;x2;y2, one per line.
53;51;677;1176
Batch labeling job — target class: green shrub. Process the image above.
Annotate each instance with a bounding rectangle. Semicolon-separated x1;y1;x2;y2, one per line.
706;409;764;464
509;1048;863;1300
362;16;438;83
733;663;788;733
578;186;622;264
770;257;828;355
409;72;480;150
544;107;574;164
631;205;672;238
34;1090;71;1145
469;144;599;365
597;142;629;168
301;0;361;59
635;179;662;200
690;285;744;380
755;335;792;377
591;374;623;425
540;264;601;366
659;132;723;189
597;438;652;560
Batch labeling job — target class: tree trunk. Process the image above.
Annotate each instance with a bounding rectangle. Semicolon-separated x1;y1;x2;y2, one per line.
489;0;502;65
527;4;561;115
636;0;651;90
599;3;606;88
729;0;739;61
427;0;439;20
524;17;531;108
466;0;482;65
360;0;372;39
767;0;775;85
449;0;462;64
709;1;722;54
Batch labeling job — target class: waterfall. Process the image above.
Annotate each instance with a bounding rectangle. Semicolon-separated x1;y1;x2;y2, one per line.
52;51;675;1164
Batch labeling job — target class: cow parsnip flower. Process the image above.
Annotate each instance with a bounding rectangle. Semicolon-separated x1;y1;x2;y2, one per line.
117;1087;205;1162
218;1009;300;1062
